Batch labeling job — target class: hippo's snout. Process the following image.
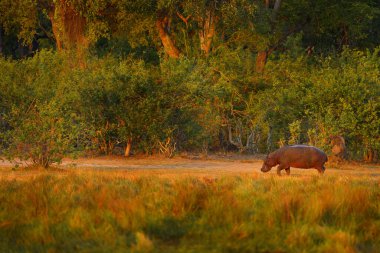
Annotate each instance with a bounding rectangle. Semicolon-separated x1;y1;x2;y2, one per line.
260;165;271;173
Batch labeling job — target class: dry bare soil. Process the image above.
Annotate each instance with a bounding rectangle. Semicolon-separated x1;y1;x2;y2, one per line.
1;154;379;179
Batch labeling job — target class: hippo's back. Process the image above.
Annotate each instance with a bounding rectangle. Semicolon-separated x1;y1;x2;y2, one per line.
277;145;327;168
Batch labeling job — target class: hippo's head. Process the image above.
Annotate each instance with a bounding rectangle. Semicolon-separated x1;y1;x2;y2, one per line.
261;154;276;172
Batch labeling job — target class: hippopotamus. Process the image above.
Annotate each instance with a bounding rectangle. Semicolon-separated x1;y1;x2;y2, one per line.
261;145;328;175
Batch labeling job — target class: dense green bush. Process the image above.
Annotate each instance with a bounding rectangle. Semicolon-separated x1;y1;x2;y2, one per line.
0;51;206;165
261;48;380;160
0;47;379;166
0;51;83;167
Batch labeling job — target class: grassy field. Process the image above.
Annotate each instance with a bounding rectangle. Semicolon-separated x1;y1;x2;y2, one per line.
0;159;380;252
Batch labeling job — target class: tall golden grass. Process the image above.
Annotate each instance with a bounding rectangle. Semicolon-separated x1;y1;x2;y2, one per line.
0;171;379;252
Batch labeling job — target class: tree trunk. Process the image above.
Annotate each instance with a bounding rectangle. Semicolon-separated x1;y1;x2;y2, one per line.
255;0;282;73
156;15;181;58
341;25;349;47
125;138;132;157
0;28;3;55
61;2;88;50
365;148;374;163
48;1;88;53
273;0;282;12
266;127;272;152
48;10;63;51
255;51;268;73
199;11;216;55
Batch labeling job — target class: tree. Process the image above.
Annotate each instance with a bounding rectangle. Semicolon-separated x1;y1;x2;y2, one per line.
0;28;3;54
156;9;182;58
0;0;116;56
115;0;224;59
255;0;282;73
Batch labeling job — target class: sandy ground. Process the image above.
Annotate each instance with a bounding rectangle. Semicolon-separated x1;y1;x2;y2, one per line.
1;154;379;180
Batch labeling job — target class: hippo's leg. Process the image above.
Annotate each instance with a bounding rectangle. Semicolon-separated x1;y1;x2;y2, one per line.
276;165;286;176
316;166;324;174
285;167;290;175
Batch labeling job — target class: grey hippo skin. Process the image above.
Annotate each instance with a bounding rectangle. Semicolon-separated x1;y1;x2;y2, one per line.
261;145;328;175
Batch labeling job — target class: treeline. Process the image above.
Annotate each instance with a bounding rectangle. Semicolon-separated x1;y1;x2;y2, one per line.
1;0;380;59
0;0;379;166
0;49;379;166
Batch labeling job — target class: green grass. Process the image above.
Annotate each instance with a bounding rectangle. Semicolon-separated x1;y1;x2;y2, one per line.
0;172;379;252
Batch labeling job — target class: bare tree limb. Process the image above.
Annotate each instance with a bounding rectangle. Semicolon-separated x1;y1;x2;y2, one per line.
273;0;282;12
228;124;241;148
272;0;282;19
265;0;270;8
176;12;191;26
156;15;181;58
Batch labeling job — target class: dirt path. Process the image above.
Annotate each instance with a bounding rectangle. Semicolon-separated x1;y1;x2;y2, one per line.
1;155;380;180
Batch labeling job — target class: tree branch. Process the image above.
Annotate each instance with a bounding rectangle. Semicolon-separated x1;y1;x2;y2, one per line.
176;12;191;26
228;124;241;148
274;0;282;12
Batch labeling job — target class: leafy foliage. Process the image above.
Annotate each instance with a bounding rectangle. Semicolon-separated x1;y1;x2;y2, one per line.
1;46;379;165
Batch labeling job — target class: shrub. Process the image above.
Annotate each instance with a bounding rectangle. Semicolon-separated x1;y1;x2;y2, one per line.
1;47;379;163
0;51;83;167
